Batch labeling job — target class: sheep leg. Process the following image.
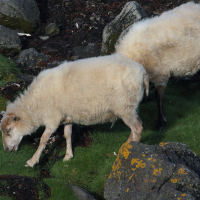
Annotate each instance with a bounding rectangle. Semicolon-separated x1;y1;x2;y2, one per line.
63;124;73;161
25;128;53;167
155;85;167;130
122;115;143;142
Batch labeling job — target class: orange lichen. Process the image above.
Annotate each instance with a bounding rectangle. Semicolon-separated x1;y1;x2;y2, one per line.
131;158;146;168
153;168;162;176
178;168;187;175
129;175;133;180
159;142;168;147
126;188;129;192
181;193;186;196
122;142;133;159
144;179;149;183
171;179;178;183
148;158;156;162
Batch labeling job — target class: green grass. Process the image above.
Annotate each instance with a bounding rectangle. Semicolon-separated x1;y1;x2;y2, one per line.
0;54;20;81
1;79;200;199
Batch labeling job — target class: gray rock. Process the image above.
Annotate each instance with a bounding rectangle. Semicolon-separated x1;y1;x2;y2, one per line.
73;43;101;59
0;0;40;33
70;185;96;200
0;25;21;57
46;60;65;69
45;23;60;36
104;142;200;200
71;18;84;24
16;48;49;68
39;36;49;41
101;1;148;56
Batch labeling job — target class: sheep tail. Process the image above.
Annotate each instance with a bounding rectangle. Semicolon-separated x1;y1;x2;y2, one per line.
143;72;149;97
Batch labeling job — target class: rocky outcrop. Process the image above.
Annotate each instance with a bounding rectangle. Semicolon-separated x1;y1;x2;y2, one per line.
0;25;21;57
0;0;40;33
104;142;200;200
101;1;148;56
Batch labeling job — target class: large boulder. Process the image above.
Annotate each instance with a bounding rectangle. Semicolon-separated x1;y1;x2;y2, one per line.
0;25;21;57
101;1;148;56
0;0;40;33
104;142;200;200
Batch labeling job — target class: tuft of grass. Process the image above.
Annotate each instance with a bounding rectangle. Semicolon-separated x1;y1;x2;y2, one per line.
44;179;78;200
0;54;20;81
1;79;200;199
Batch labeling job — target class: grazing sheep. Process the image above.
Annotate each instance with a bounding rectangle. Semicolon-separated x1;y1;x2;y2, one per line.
115;2;200;129
0;53;149;167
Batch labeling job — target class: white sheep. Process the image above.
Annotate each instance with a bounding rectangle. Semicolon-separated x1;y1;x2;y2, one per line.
115;2;200;129
0;53;149;167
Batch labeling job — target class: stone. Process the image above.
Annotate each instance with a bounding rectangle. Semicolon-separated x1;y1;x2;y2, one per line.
101;1;148;56
73;43;101;59
69;185;96;200
104;142;200;200
0;0;40;33
45;23;60;36
0;25;21;57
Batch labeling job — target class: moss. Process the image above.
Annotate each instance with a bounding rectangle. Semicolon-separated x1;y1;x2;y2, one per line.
0;13;39;33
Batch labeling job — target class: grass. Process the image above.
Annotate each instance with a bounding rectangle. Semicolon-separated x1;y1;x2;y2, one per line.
1;60;200;199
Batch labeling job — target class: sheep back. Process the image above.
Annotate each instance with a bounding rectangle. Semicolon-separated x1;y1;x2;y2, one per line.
6;53;147;128
116;2;200;86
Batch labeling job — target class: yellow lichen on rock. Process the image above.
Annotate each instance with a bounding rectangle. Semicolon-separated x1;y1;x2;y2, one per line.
153;168;163;176
171;179;178;183
159;142;168;147
178;167;188;175
122;142;133;159
131;158;146;168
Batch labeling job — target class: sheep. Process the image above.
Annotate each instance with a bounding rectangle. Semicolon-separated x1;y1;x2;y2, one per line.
115;2;200;130
0;53;149;167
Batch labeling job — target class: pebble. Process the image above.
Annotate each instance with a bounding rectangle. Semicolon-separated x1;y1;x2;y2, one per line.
39;36;49;41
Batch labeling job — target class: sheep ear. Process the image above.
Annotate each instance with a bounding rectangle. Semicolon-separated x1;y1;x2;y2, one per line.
12;116;20;122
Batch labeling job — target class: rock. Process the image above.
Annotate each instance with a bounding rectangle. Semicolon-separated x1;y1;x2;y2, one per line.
0;25;21;57
16;48;49;75
104;142;200;200
16;48;49;68
0;0;40;33
46;61;65;69
73;43;101;59
39;36;50;41
71;18;84;24
101;1;148;56
45;23;60;36
69;185;96;200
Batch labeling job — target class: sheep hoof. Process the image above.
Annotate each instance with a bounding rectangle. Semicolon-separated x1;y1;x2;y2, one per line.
63;154;73;162
156;120;167;131
25;159;37;168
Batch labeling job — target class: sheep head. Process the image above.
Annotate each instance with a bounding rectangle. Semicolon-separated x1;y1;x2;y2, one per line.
0;113;23;152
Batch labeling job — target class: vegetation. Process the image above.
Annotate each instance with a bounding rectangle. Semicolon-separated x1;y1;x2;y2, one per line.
1;56;200;199
0;54;20;111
